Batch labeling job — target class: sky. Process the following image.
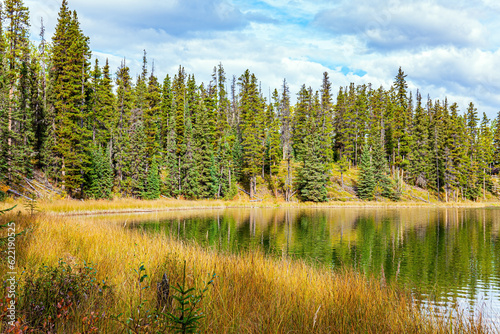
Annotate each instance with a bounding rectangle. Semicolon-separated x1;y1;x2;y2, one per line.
28;0;500;118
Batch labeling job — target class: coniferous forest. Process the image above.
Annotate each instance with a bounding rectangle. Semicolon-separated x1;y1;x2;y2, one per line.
2;0;500;203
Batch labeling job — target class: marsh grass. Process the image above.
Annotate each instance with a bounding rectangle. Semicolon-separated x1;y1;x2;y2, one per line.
1;197;497;219
0;212;494;333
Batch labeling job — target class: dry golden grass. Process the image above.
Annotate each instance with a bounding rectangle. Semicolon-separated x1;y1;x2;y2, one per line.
2;197;498;219
2;211;493;333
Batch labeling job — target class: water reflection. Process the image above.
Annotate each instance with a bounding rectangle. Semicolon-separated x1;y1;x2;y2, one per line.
125;207;500;323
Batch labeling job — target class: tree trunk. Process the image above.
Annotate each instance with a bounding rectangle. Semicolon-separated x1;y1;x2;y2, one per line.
7;86;13;182
61;157;66;192
484;170;486;201
250;175;254;199
178;156;181;194
286;158;292;202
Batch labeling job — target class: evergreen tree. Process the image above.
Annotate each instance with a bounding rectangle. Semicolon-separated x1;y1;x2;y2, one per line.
372;139;399;200
478;113;494;200
181;115;200;199
280;79;293;201
392;67;411;172
292;84;310;160
114;60;134;194
268;89;282;197
238;69;265;198
89;59;115;149
128;121;147;197
298;133;328;202
464;102;480;200
493;110;500;167
48;2;92;196
144;70;161;163
408;91;430;187
0;0;33;186
84;145;113;199
319;72;334;163
143;156;160;200
357;145;375;200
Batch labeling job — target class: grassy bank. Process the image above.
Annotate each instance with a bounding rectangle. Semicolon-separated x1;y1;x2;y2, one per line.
2;197;499;216
0;211;492;333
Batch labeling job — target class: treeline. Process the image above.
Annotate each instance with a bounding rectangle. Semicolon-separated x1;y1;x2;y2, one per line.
1;0;499;202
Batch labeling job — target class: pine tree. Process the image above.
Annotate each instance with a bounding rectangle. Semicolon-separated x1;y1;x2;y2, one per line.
492;110;500;168
194;86;215;198
292;84;310;160
280;79;293;201
268;89;282;197
298;133;328;202
372;139;399;200
128;121;147;197
181;115;200;199
90;58;115;149
0;0;33;186
392;67;411;172
408;91;430;187
478;113;494;200
464;102;480;200
238;69;265;198
48;2;92;196
172;66;186;194
114;60;134;194
84;145;113;199
357;145;375;200
319;72;334;163
144;70;161;163
337;156;348;189
143;156;160;200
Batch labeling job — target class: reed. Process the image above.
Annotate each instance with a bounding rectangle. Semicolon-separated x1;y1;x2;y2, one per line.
1;197;497;217
0;211;492;333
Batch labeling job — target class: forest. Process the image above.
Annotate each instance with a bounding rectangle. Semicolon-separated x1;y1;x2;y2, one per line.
1;0;499;203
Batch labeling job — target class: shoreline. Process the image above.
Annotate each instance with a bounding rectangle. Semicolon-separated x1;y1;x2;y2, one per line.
4;198;500;216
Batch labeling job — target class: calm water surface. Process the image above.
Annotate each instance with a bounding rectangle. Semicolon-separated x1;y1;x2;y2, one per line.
124;207;500;325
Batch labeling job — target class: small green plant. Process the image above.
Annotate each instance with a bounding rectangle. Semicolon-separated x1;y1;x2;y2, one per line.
111;263;156;333
0;205;16;243
20;260;110;331
23;198;39;215
165;261;215;334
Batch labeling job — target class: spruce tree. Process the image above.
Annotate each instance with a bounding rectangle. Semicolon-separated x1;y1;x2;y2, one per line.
90;58;115;149
493;110;500;167
114;60;134;194
85;145;113;199
143;156;160;200
292;84;310;160
298;133;328;202
357;145;375;200
408;91;430;187
48;3;92;196
280;79;293;201
372;139;399;200
144;71;161;163
1;0;33;186
238;69;265;198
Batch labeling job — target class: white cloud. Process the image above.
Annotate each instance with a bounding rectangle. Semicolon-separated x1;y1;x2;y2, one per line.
27;0;500;119
314;0;487;50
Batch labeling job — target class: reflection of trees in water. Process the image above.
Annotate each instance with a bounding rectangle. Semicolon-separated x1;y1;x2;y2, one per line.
130;207;500;310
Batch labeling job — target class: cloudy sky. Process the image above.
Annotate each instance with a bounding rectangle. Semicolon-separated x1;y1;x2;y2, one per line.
28;0;500;118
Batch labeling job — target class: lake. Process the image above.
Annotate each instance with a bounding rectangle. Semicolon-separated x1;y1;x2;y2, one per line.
121;207;500;325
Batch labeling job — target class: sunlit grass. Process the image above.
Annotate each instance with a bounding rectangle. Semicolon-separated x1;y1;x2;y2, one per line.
2;195;498;219
2;212;493;333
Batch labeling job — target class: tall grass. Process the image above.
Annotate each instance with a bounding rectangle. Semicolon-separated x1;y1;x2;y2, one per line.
1;197;496;217
1;212;493;333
